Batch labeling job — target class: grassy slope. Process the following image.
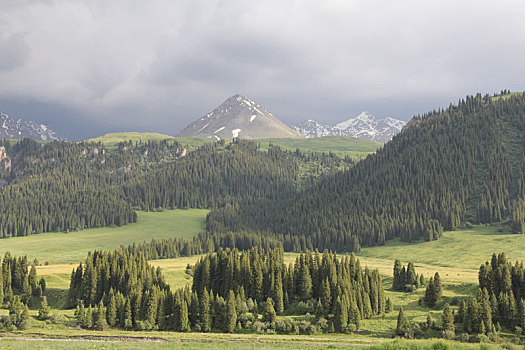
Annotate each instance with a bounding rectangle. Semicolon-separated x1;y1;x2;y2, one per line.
0;209;208;265
82;131;212;151
358;224;525;271
259;136;381;159
85;133;381;160
84;132;176;145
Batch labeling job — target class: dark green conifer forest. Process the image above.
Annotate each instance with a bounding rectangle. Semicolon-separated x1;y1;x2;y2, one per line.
67;247;385;333
208;92;525;251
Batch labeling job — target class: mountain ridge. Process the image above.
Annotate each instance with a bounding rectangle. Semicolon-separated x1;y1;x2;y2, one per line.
0;110;65;141
293;112;407;143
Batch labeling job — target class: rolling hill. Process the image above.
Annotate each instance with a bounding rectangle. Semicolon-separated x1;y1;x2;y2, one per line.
207;92;525;251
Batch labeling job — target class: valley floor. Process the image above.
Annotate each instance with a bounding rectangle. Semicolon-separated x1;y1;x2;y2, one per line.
1;211;523;349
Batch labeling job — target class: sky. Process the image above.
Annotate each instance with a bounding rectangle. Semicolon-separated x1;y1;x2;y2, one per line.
1;0;525;140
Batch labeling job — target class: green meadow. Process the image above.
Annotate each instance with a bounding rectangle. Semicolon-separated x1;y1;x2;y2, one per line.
0;209;208;265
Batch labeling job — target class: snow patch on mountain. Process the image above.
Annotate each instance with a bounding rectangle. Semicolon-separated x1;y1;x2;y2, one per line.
232;129;241;138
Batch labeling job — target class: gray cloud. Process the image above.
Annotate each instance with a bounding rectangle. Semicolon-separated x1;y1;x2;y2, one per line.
0;0;524;139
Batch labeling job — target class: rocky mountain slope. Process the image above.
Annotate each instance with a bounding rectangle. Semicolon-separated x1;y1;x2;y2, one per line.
293;112;406;143
178;95;303;140
0;110;65;141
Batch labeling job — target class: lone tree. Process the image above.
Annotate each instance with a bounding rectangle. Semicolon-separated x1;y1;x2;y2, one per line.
395;307;410;337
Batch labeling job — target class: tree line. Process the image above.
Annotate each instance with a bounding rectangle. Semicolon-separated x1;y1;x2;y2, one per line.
67;246;388;334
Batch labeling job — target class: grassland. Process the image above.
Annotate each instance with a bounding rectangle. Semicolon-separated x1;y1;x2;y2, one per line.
84;132;176;146
358;224;525;271
0;209;208;265
5;221;524;349
259;136;381;159
84;132;381;160
83;132;212;151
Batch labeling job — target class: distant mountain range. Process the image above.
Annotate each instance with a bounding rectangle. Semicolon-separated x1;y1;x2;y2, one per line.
177;95;303;140
0;110;65;141
293;112;407;143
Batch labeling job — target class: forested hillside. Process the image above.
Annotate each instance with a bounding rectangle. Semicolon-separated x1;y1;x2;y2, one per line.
208;92;525;251
0;137;352;238
0;139;184;237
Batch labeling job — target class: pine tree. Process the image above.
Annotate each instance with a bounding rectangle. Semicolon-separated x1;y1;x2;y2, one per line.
395;307;410;337
392;260;403;291
334;296;348;332
85;306;93;328
299;264;312;300
200;288;211;332
385;297;393;313
273;271;284;314
106;292;117;326
262;297;277;323
123;299;133;329
179;299;190;332
320;278;331;313
424;277;438;308
225;290;237;332
434;272;442;299
38;296;50;320
442;303;454;332
94;301;108;330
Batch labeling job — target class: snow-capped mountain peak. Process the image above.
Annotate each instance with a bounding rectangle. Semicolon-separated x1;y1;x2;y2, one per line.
178;94;302;139
293;112;407;143
0;110;65;141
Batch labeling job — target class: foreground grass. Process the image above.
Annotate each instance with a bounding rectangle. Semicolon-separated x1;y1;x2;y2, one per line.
0;209;208;265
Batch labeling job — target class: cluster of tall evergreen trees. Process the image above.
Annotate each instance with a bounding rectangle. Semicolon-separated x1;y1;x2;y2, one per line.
392;260;425;292
1;252;45;304
457;253;525;334
67;247;386;333
208;92;525;251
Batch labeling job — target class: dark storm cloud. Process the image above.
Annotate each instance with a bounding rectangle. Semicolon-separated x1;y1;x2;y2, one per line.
0;33;29;71
0;0;524;139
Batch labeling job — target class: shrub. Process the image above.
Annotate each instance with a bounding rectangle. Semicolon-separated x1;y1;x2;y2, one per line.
252;321;267;334
442;330;455;340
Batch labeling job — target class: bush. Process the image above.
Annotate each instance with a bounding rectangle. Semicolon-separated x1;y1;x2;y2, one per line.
274;317;294;334
459;333;470;342
317;317;329;333
298;320;317;335
238;313;255;328
252;321;268;334
442;330;455;340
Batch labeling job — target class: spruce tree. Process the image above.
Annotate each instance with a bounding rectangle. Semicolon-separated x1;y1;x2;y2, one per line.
179;299;190;332
334;296;348;332
38;296;50;320
424;277;438;308
442;303;454;332
200;288;211;332
262;297;277;323
106;292;117;326
225;290;237;333
434;272;442;299
123;299;133;329
395;307;410;337
392;260;403;291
